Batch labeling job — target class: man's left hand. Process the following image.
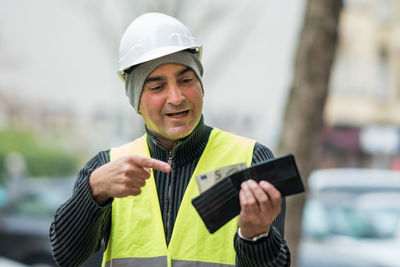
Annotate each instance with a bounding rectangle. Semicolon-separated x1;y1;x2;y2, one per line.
238;179;282;239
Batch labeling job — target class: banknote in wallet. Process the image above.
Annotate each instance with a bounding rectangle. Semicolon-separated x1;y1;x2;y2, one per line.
191;154;304;234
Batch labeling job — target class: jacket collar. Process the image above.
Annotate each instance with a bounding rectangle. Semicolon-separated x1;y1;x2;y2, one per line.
145;115;212;166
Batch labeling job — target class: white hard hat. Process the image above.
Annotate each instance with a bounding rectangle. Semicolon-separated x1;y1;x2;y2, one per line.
118;12;202;81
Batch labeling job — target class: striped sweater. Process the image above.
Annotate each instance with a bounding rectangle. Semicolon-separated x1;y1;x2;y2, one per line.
49;118;291;266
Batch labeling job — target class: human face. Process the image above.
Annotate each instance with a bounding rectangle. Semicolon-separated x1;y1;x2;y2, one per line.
139;63;204;150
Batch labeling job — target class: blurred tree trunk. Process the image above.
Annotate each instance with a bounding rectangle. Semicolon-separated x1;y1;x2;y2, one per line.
277;0;343;266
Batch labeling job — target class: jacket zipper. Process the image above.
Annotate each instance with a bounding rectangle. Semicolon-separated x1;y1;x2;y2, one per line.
167;151;173;165
166;150;173;245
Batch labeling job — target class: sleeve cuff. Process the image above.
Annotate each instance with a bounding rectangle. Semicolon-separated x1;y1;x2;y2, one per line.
74;175;112;211
237;227;270;242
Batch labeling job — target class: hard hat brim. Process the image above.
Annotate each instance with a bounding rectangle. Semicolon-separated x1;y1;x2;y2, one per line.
118;45;202;82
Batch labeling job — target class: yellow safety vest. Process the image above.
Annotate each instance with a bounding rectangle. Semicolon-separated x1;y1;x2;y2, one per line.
102;128;255;267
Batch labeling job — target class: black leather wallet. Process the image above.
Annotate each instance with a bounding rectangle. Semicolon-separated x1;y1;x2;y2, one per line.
192;154;304;233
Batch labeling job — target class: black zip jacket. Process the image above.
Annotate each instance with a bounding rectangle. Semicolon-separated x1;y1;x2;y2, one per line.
49;118;291;266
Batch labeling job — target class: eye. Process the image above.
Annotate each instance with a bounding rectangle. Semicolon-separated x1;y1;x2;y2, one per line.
147;83;165;91
150;85;162;90
179;76;194;86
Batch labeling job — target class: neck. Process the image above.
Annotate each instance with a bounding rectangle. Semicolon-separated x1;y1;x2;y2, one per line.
145;116;204;151
145;116;204;152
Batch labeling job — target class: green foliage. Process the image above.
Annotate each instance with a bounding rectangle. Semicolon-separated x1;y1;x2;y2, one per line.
0;127;79;182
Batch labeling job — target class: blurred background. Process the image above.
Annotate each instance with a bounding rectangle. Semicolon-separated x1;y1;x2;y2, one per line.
0;0;399;266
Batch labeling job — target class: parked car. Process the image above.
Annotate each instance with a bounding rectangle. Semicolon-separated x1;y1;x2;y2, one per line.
0;177;103;266
298;168;400;267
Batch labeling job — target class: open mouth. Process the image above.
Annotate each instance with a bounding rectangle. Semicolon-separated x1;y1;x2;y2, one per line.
166;110;189;118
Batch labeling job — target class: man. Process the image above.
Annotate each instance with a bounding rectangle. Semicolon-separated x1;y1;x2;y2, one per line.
50;12;291;267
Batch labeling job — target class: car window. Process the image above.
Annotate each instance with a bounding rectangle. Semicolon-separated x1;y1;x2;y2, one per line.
303;192;400;239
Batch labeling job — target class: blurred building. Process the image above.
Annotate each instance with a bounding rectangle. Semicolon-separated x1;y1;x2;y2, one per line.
0;0;310;160
322;0;400;169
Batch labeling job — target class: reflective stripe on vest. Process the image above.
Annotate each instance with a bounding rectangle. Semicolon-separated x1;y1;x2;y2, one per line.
102;128;256;267
104;256;166;267
105;257;235;267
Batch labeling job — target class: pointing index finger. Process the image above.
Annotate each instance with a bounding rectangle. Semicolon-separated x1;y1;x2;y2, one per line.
135;156;171;173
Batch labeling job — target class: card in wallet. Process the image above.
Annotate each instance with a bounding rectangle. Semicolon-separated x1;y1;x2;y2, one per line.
191;154;304;234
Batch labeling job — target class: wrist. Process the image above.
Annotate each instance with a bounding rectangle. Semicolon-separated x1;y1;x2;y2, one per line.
238;226;270;242
89;170;110;205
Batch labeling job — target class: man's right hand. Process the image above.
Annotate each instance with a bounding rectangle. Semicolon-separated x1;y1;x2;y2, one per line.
89;155;171;205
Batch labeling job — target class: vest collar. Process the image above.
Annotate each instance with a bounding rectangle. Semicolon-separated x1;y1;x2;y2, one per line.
145;115;212;166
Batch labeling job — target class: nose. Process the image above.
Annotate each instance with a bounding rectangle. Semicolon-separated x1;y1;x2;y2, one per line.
167;83;184;105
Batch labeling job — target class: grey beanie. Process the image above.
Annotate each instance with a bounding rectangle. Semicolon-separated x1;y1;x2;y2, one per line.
125;51;204;112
